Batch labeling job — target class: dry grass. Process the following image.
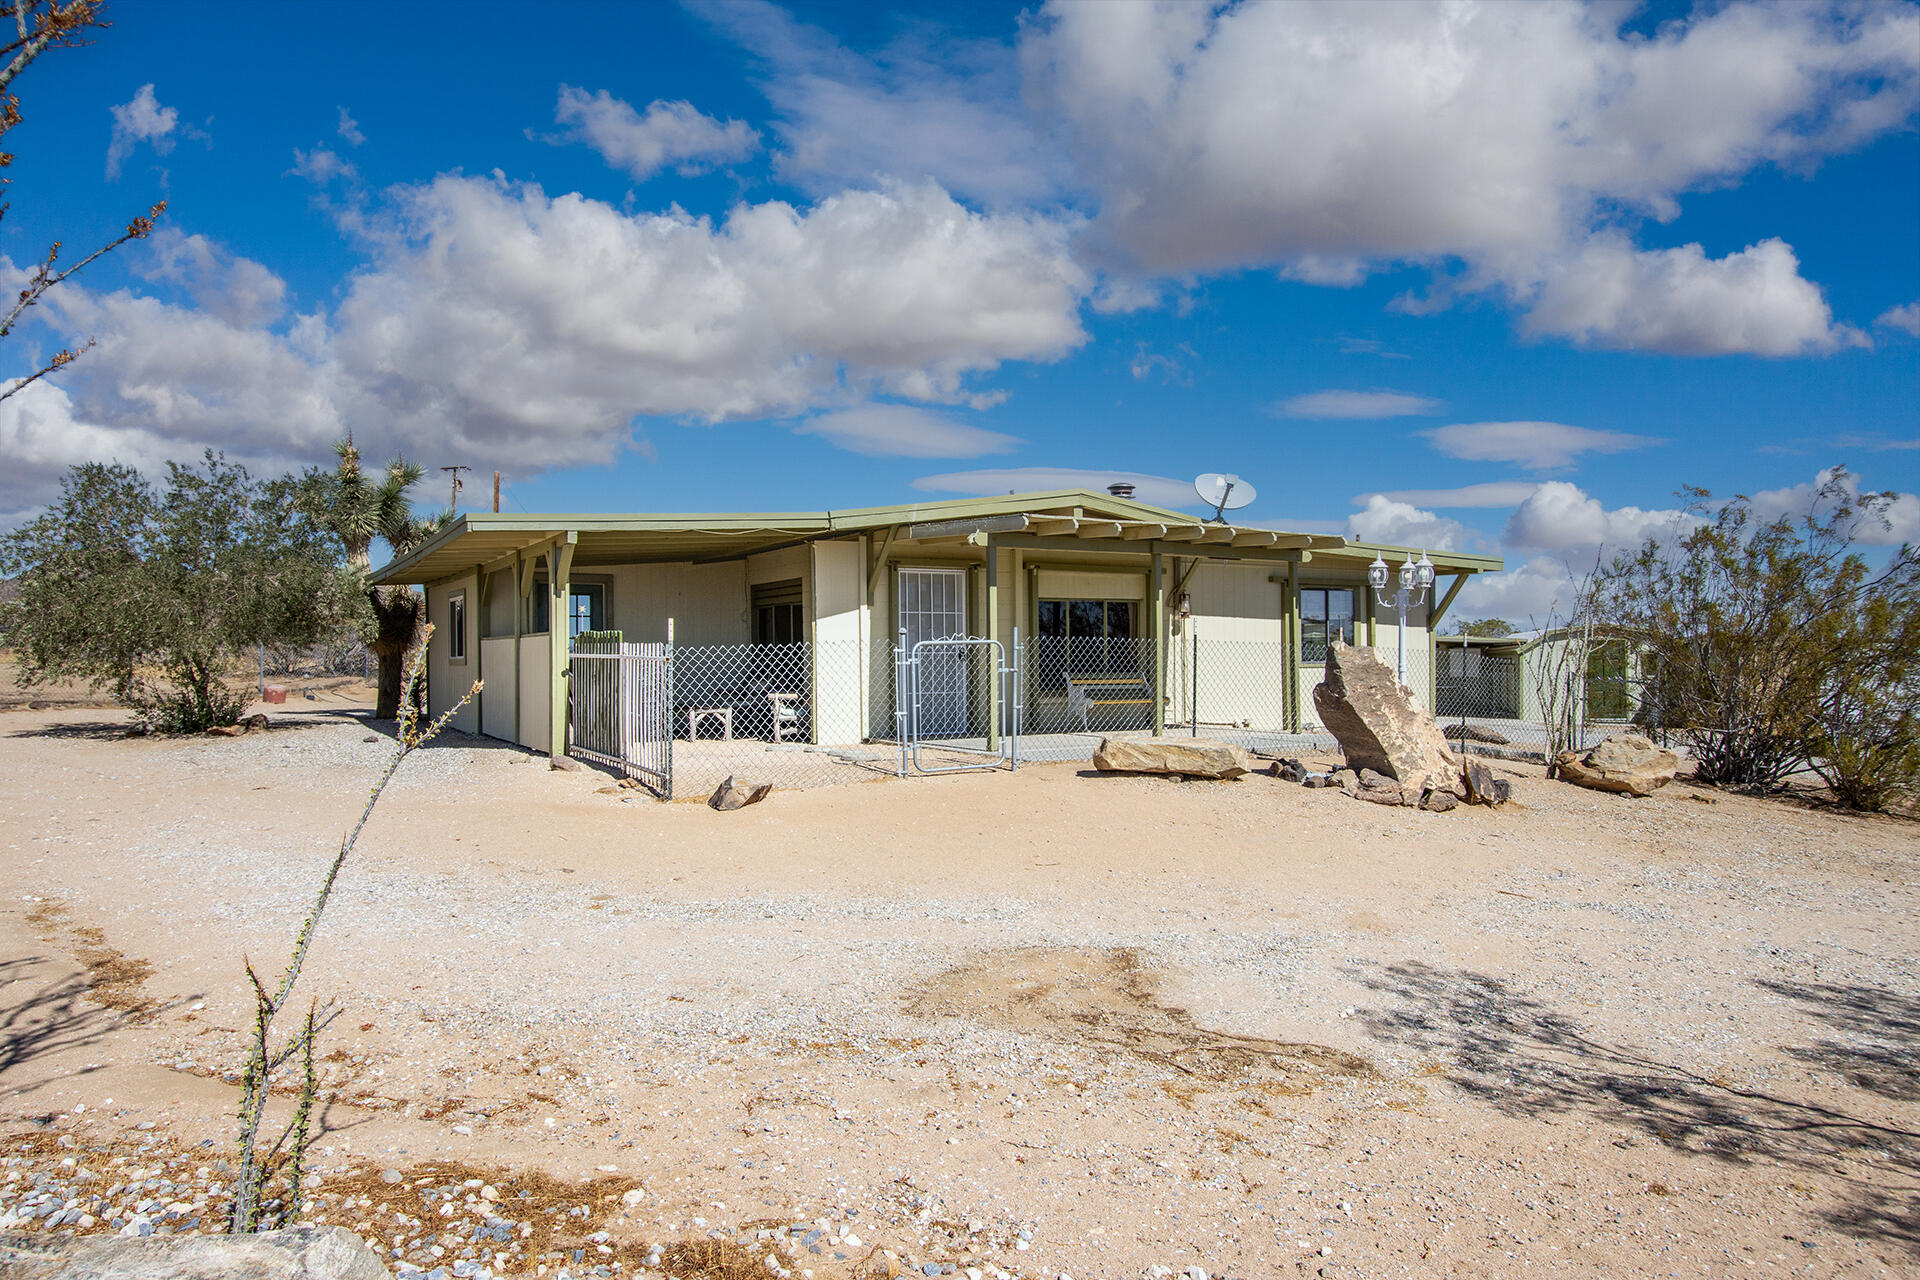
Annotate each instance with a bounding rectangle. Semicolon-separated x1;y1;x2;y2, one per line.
25;899;158;1022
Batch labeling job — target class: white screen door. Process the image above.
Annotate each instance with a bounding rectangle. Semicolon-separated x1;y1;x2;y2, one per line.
899;568;969;736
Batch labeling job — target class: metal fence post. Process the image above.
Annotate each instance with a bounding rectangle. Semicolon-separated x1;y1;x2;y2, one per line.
1191;626;1199;737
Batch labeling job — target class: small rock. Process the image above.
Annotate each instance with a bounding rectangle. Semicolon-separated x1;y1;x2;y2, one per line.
620;1189;646;1208
1420;788;1459;812
549;754;583;772
241;713;270;733
381;1170;403;1184
1268;758;1308;784
709;776;774;811
204;724;242;738
363;735;380;744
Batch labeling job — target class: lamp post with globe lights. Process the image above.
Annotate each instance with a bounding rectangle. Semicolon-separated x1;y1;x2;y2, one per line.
1369;550;1437;686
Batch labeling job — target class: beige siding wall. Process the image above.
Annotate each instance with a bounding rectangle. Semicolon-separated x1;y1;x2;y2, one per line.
602;562;749;646
1171;561;1288;729
517;633;550;755
425;574;481;735
479;636;518;740
810;538;864;743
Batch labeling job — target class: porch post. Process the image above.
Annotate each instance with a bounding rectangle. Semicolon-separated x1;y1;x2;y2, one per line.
1286;560;1302;733
985;535;1001;752
1151;548;1167;736
473;563;486;731
546;533;577;760
513;551;529;747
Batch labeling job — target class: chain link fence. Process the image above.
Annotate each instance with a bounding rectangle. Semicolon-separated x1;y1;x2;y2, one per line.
556;629;1656;798
665;638;899;798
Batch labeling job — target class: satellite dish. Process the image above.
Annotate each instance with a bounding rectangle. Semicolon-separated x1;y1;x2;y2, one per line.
1195;472;1256;522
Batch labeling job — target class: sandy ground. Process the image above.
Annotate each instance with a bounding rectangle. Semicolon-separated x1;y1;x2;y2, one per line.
1;698;1916;1279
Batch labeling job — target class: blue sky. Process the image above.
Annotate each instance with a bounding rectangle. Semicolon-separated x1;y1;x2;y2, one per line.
2;0;1916;621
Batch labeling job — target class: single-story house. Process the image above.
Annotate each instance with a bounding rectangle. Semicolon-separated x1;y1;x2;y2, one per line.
368;488;1503;770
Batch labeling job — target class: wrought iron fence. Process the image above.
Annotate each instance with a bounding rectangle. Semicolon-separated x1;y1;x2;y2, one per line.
568;640;671;797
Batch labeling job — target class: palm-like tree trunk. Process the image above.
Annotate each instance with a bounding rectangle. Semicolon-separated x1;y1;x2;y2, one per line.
368;585;425;721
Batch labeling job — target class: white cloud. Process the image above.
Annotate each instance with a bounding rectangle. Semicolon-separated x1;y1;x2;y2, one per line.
1365;481;1541;508
3;177;1090;501
1025;0;1918;353
1502;481;1698;553
1344;495;1472;552
551;87;759;182
137;228;288;328
697;0;1064;208
1277;389;1439;419
1517;235;1865;356
795;405;1020;458
0;380;181;523
1750;467;1920;547
105;83;178;179
1453;555;1590;627
1421;421;1659;471
337;106;366;147
1877;301;1920;337
290;146;357;185
913;467;1193;508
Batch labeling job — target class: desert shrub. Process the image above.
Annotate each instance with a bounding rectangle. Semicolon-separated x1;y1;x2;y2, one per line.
1600;469;1919;806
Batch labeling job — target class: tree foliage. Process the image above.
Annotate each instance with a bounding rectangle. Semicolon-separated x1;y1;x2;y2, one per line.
1454;617;1516;638
0;454;360;731
1598;469;1919;808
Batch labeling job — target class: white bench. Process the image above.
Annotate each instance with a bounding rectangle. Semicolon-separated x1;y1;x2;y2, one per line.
1066;676;1153;729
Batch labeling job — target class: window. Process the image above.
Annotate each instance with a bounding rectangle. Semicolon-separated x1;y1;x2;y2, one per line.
1300;587;1356;663
752;579;804;644
448;591;467;662
1038;597;1139;673
530;581;605;638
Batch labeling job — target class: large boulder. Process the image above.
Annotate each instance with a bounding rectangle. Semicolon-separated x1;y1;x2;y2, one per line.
1312;642;1461;796
0;1226;388;1279
1555;734;1680;797
1093;737;1252;780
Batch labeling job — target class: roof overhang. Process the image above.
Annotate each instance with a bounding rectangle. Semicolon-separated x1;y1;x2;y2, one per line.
367;489;1504;586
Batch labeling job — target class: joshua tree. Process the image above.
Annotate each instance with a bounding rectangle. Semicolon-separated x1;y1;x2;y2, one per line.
313;437;445;720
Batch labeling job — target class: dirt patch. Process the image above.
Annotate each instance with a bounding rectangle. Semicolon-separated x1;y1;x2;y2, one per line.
908;946;1378;1091
25;900;158;1022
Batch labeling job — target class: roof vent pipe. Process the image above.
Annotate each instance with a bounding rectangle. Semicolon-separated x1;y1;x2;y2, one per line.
1107;482;1135;498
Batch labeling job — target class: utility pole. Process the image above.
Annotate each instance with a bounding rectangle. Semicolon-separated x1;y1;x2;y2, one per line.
492;470;501;513
441;465;470;514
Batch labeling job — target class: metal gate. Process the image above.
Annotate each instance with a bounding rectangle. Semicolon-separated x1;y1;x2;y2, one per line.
893;629;1021;774
569;641;672;797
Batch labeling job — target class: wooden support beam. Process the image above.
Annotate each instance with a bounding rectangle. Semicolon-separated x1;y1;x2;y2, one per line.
989;532;1306;563
1230;530;1278;547
1120;522;1166;540
1429;572;1469;630
866;524;898;604
546;536;576;760
985;536;1000;752
1028;516;1080;536
907;513;1030;541
1151;551;1168;736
